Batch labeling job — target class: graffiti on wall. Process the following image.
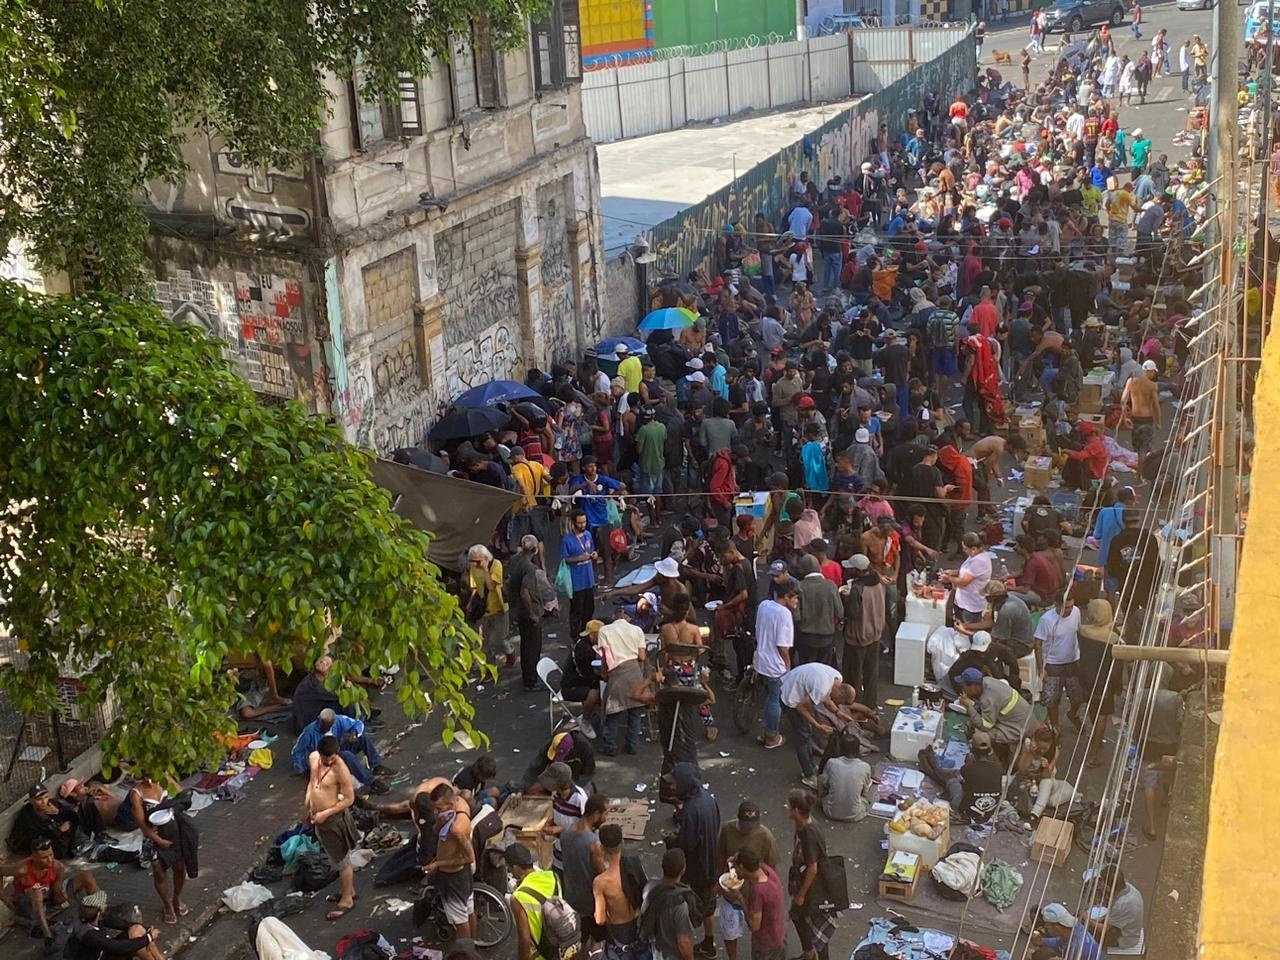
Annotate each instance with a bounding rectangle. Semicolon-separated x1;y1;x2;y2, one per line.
435;201;524;397
538;180;577;368
153;267;316;406
646;37;975;280
444;323;520;400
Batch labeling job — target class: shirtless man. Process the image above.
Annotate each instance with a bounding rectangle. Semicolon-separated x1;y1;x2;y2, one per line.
593;824;642;960
424;783;476;939
365;776;463;885
305;736;358;920
660;594;717;741
1121;359;1162;470
966;433;1027;505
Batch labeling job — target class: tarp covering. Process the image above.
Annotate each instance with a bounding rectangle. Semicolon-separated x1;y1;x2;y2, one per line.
369;458;521;571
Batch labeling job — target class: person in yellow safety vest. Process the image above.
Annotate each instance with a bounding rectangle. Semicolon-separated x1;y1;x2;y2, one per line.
956;669;1034;765
507;843;562;960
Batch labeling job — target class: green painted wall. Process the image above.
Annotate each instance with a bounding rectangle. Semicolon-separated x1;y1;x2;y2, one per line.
652;0;799;48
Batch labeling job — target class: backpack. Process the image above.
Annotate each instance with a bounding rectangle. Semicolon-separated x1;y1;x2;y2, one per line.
523;876;582;960
292;851;337;893
927;309;956;350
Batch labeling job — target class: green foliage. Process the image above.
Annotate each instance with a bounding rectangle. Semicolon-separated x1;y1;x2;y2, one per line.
0;0;548;293
0;281;489;778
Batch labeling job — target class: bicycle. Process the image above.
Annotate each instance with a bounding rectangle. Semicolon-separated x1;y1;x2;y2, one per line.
732;664;763;734
413;880;512;949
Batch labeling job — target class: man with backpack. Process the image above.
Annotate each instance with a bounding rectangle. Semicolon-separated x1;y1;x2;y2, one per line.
507;843;581;960
662;763;721;959
640;849;701;960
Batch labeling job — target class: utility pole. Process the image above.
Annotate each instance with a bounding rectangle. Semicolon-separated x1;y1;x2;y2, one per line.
1208;0;1240;636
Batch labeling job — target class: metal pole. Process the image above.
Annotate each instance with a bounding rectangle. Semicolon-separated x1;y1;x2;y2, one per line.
1209;0;1241;635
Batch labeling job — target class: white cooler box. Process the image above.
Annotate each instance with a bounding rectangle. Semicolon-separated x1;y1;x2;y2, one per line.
894;621;930;687
889;706;943;761
905;591;948;632
1018;653;1042;701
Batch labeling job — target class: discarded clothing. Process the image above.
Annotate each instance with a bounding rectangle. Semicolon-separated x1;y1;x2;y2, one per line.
980;859;1024;910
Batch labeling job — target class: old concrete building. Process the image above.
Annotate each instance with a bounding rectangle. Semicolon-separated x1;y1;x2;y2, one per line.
145;4;605;453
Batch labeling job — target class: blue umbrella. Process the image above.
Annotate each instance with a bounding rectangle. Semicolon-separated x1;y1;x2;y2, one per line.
593;336;647;357
638;306;697;332
453;379;543;408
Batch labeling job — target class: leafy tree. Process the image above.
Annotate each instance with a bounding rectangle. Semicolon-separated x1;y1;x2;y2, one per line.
0;282;490;777
0;0;547;293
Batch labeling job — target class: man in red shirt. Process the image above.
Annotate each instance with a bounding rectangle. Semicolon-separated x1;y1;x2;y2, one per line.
707;444;743;528
1062;422;1108;490
969;285;1000;340
1010;533;1063;606
737;846;787;960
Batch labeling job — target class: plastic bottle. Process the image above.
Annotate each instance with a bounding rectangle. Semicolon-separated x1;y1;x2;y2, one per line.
909;686;919;708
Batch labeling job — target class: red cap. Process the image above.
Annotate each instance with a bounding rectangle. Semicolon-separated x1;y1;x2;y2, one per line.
771;345;786;356
796;395;816;410
1078;422;1095;436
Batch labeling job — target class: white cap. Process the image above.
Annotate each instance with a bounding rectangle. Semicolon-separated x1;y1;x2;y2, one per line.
970;630;992;652
855;427;871;443
615;343;629;354
1142;359;1158;371
686;371;707;383
655;557;681;578
841;553;871;570
686;357;704;370
1131;128;1143;137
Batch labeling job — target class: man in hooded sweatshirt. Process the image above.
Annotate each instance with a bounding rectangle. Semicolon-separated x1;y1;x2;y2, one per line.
664;762;722;959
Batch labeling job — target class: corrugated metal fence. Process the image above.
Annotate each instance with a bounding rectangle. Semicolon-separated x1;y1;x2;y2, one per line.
639;31;976;284
583;26;972;142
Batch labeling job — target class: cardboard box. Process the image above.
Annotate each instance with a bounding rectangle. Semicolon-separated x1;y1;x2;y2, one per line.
604;800;651;841
1031;816;1075;866
497;795;555;868
878;851;922;903
1023;456;1054;489
1017;416;1046;454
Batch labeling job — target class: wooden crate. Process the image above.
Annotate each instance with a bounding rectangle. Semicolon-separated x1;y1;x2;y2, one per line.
497;795;555;868
878;851;922;903
1023;456;1054;489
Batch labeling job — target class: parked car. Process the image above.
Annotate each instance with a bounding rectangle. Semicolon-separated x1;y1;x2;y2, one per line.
1043;0;1127;33
818;13;868;34
1175;0;1213;10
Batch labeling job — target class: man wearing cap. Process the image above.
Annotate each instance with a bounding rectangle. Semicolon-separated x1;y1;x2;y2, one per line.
956;668;1034;762
538;760;590;870
7;781;77;859
715;801;781;960
1121;358;1161;471
1105;509;1160;609
917;729;1003;825
1061;422;1108;491
561;620;604;731
839;554;885;709
507;843;563;960
962;580;1034;659
616;344;643;394
1034;902;1102;960
65;889;163;960
946;630;1021;693
663;762;721;958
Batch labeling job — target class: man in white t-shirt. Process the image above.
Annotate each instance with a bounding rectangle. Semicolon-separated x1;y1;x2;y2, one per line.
779;663;868;789
1034;593;1083;729
754;582;798;750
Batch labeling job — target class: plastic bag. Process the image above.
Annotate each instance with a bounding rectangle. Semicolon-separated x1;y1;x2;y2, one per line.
555;560;573;596
222;881;275;912
248;747;274;769
606;498;622;526
348;848;375;869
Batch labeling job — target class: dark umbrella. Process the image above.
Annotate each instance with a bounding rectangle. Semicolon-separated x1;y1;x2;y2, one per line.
453;379;544;408
390;447;448;474
427;405;510;442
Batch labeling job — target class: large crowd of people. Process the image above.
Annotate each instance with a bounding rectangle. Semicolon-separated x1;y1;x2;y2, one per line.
3;9;1254;960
